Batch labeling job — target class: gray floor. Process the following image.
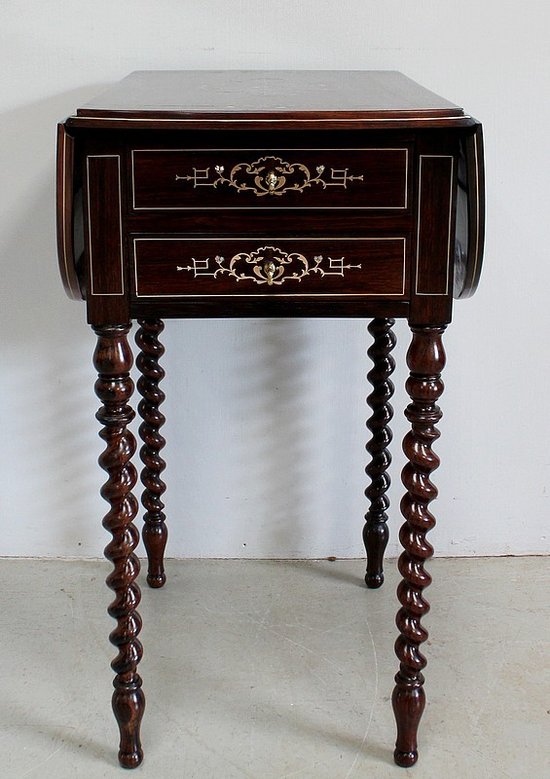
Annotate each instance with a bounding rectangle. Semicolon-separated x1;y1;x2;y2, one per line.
0;558;548;778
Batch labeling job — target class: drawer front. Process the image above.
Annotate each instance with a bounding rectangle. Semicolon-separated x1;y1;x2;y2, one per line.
131;148;409;211
133;237;408;299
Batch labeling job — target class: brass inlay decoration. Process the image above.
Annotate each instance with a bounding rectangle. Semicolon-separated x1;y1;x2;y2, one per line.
175;155;364;197
176;246;362;286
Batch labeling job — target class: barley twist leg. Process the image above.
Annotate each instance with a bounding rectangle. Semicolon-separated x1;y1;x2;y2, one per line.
363;317;396;588
136;319;167;588
392;325;446;767
93;324;145;769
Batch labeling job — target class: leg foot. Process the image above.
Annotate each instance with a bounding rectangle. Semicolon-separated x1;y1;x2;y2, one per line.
114;682;145;768
93;324;145;768
136;319;167;589
363;318;396;588
392;325;446;765
392;672;425;766
394;750;419;768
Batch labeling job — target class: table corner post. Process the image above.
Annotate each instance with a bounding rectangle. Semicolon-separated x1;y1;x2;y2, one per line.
92;322;145;769
135;318;168;588
392;324;446;767
363;317;396;588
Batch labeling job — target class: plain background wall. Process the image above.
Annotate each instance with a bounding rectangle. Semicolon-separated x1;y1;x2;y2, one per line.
1;1;549;559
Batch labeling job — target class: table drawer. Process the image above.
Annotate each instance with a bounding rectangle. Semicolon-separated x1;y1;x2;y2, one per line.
131;148;409;211
133;237;408;299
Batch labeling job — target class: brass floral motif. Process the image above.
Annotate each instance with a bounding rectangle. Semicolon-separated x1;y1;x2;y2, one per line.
175;155;364;197
176;246;362;286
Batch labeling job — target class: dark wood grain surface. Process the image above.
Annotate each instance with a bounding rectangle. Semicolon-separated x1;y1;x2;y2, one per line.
131;146;409;211
56;124;83;300
132;236;408;300
393;325;446;767
364;318;396;589
93;324;144;768
135;319;167;589
67;71;475;130
78;70;464;116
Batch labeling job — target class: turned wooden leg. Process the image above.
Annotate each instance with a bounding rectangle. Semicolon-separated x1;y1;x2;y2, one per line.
93;324;145;769
392;325;446;767
364;318;396;588
136;319;167;588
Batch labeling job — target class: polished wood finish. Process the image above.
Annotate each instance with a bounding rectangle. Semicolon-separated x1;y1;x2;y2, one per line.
133;296;409;321
136;319;167;589
56;123;83;300
60;120;483;324
55;71;485;769
93;324;144;768
131;146;409;211
68;70;472;130
364;318;396;588
454;125;485;298
133;237;408;300
83;139;129;327
415;156;454;296
392;326;446;767
87;156;124;296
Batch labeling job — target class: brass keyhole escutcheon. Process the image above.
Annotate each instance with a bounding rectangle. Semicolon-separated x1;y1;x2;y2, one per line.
265;170;279;191
263;260;277;285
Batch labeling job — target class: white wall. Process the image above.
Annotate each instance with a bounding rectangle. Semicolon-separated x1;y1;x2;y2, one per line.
1;1;549;559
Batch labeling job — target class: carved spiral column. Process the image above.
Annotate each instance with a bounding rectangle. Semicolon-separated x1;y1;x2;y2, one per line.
392;325;446;767
136;319;167;588
93;324;145;769
363;318;396;588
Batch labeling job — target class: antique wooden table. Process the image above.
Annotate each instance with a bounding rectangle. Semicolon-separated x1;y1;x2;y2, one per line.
56;70;484;769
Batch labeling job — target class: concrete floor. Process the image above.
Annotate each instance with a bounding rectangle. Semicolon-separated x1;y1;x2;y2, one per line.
0;557;547;778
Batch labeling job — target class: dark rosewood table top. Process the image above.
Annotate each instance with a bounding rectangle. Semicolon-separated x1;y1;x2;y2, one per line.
68;70;473;129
